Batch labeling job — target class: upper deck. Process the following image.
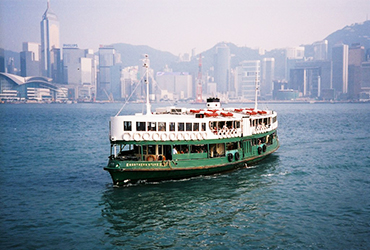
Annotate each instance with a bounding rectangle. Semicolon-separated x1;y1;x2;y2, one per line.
109;105;278;143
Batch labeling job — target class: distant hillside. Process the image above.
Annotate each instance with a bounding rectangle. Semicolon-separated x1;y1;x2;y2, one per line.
111;43;178;72
325;20;370;57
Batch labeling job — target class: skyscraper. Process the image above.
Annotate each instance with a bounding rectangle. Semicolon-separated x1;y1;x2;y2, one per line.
98;46;116;100
261;58;275;99
348;44;365;99
40;0;60;78
332;44;349;96
214;43;230;94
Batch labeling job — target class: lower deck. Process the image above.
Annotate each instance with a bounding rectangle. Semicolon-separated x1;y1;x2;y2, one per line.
105;130;279;185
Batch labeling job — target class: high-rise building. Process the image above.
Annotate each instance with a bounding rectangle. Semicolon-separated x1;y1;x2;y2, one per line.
285;46;305;80
313;40;328;61
348;44;365;99
20;42;40;77
290;60;332;98
63;45;96;100
98;46;116;100
0;49;5;73
261;58;275;99
236;60;260;100
214;43;230;94
332;44;349;96
40;0;60;78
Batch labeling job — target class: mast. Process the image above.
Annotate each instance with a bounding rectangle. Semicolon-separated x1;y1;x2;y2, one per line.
143;54;152;115
254;71;258;110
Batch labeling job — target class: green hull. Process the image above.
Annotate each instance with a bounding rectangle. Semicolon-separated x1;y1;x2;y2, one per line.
104;131;279;185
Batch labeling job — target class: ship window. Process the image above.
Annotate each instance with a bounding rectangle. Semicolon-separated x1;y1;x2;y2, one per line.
235;121;240;128
191;144;207;153
226;121;233;129
201;123;206;131
193;123;199;131
178;122;184;131
158;122;166;131
148;122;156;131
227;142;238;150
186;123;192;131
169;122;175;131
136;122;146;131
123;121;132;131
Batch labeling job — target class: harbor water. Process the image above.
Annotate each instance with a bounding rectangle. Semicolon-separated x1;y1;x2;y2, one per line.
0;102;369;249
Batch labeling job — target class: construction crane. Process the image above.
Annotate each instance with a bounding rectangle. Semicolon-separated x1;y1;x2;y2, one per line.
195;53;203;103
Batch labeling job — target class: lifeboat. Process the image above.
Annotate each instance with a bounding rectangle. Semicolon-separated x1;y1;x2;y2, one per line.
221;112;233;117
205;112;218;117
258;110;267;115
190;109;201;113
234;108;243;112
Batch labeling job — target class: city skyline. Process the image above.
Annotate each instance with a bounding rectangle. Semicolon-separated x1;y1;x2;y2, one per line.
0;0;369;55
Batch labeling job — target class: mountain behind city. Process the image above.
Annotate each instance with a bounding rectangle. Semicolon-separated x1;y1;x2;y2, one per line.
4;20;370;73
111;20;370;73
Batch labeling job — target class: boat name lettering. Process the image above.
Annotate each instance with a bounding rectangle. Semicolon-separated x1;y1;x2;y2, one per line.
126;163;160;167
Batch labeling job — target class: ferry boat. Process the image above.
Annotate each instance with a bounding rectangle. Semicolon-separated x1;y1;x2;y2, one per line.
104;55;279;185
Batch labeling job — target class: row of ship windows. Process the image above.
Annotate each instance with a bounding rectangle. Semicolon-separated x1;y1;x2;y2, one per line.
124;121;207;132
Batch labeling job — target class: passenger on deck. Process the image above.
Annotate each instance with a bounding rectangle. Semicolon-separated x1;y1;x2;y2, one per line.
173;147;178;154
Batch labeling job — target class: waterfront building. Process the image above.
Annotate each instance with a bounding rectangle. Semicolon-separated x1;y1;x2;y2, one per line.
236;60;260;100
332;44;349;97
360;61;370;101
0;72;67;102
40;0;60;78
261;58;275;99
214;43;230;94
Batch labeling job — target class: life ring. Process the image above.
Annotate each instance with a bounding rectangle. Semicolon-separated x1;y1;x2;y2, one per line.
161;133;168;141
142;133;150;141
184;133;190;140
169;133;176;141
152;133;160;141
122;133;131;141
177;133;184;140
133;133;141;141
227;153;233;162
147;155;156;161
158;155;166;161
262;144;267;152
258;146;262;155
227;130;231;138
235;152;240;161
191;133;197;140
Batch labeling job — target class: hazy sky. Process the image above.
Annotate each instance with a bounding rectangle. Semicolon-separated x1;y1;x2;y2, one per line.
0;0;369;55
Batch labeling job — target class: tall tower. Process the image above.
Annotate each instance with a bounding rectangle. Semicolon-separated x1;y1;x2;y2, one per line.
40;0;60;78
332;44;349;96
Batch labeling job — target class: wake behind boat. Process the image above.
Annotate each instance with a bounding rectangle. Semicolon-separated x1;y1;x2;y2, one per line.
104;55;279;185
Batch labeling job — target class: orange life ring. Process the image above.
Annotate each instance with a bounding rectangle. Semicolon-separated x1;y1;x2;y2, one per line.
147;155;156;161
